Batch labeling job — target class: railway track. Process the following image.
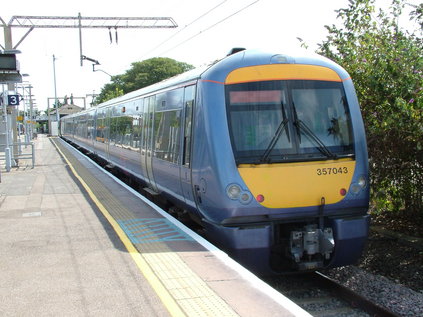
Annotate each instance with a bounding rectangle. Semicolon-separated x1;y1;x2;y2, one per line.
266;271;399;317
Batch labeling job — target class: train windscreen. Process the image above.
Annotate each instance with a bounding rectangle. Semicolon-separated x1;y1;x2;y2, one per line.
226;80;354;164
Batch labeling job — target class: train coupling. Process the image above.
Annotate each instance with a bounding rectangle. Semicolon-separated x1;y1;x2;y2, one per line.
289;225;334;270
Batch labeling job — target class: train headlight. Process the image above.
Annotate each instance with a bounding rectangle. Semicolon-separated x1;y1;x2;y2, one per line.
240;192;252;204
358;175;367;188
226;184;241;200
350;184;361;194
350;175;367;195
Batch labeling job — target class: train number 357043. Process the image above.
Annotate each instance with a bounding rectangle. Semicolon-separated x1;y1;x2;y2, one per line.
317;167;349;176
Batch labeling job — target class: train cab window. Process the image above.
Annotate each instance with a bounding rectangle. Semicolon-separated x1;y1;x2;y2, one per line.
226;82;294;164
226;80;354;164
291;82;353;156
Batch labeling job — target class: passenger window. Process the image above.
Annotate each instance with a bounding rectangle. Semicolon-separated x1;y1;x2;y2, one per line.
96;109;106;143
132;99;143;150
183;85;195;167
154;110;181;163
153;88;184;164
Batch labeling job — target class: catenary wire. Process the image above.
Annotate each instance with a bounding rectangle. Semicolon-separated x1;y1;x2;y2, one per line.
158;0;260;57
141;0;229;59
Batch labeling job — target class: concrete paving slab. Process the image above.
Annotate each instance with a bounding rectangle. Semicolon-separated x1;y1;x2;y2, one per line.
0;135;309;317
0;135;170;317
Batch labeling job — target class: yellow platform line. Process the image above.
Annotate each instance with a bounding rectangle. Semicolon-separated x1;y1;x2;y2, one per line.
52;139;186;317
52;139;239;317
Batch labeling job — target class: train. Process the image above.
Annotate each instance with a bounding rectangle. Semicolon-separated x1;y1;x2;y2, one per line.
61;48;370;274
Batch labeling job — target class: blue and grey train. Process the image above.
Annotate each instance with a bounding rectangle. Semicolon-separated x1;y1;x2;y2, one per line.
61;49;370;273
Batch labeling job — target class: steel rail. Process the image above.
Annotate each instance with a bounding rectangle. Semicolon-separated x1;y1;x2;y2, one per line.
313;271;400;317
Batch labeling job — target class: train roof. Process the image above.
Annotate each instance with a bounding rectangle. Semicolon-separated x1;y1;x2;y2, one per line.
97;64;210;108
62;49;349;119
202;48;350;83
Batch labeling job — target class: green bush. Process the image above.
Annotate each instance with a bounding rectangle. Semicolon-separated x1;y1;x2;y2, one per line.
318;0;422;213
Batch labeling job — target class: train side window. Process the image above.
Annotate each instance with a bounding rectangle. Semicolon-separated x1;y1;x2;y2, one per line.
183;85;195;167
110;109;118;146
96;109;106;143
154;110;181;163
77;115;87;139
140;98;147;154
153;88;184;163
132;99;143;150
87;111;95;140
166;88;184;110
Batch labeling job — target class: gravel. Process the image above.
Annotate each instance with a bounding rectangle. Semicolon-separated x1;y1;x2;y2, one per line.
326;229;423;317
326;266;423;317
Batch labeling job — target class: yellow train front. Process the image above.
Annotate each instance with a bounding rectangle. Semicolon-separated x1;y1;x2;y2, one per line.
194;49;369;273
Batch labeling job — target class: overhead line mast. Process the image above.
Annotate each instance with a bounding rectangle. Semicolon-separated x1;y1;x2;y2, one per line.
8;15;178;29
0;13;177;150
4;14;178;66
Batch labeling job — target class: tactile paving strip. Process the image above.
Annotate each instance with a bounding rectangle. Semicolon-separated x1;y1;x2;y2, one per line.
118;218;194;244
52;138;238;317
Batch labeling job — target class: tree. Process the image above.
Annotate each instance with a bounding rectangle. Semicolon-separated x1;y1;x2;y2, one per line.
96;57;194;104
318;0;422;213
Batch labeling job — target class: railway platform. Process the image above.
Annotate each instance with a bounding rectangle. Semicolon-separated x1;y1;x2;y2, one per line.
0;134;310;317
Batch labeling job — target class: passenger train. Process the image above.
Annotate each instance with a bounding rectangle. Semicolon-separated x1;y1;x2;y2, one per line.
61;49;370;273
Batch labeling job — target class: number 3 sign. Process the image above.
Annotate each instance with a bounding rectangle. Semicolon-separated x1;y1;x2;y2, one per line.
7;95;19;106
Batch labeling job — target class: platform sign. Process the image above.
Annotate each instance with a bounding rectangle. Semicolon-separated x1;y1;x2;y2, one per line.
0;54;17;71
7;95;19;106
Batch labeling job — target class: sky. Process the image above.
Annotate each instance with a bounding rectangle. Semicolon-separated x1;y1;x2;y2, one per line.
1;0;420;112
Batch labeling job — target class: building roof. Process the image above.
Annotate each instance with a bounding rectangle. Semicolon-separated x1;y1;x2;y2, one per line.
50;104;83;115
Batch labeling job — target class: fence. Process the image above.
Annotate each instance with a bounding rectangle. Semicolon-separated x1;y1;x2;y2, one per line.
0;141;35;169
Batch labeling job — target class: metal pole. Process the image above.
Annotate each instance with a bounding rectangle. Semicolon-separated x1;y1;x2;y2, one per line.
47;97;51;134
79;13;83;67
31;142;34;168
21;84;29;145
4;25;17;166
2;86;11;171
53;54;59;134
28;85;34;139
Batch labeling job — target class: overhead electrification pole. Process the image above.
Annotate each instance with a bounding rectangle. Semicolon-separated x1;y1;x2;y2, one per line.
1;13;177;147
3;14;177;66
2;23;19;167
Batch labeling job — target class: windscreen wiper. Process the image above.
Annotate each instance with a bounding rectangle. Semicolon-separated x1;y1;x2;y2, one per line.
294;119;338;159
260;118;289;163
260;102;290;163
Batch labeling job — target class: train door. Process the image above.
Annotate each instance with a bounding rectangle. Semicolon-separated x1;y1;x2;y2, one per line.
141;95;158;192
180;85;196;207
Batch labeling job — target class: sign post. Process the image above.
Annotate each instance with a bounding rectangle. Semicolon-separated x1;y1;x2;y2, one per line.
1;90;12;171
